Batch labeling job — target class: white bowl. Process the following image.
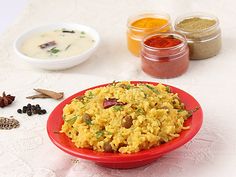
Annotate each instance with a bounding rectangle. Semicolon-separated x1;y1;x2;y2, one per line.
14;23;100;70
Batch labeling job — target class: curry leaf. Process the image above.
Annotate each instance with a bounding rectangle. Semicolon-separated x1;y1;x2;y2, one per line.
145;85;159;94
187;107;200;118
66;116;78;125
96;130;104;138
113;105;123;111
48;47;60;54
85;119;92;125
136;108;145;115
166;86;171;93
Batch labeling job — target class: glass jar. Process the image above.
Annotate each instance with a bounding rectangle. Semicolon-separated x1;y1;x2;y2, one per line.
141;32;189;78
174;13;221;60
127;12;171;57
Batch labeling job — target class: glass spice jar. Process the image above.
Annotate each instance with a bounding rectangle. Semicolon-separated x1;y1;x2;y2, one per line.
174;13;221;60
127;12;172;57
141;32;189;78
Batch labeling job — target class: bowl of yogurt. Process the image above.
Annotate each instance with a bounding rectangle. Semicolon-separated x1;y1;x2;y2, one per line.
14;23;100;70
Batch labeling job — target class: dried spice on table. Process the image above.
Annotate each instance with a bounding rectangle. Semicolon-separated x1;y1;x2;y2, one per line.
17;103;47;116
0;116;20;130
26;93;51;99
26;88;64;100
0;92;15;108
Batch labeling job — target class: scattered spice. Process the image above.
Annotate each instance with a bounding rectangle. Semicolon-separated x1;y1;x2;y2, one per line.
71;159;80;164
65;44;72;51
0;92;15;108
0;116;20;130
26;91;64;100
26;93;51;99
62;29;75;33
27;89;64;100
17;103;47;116
39;41;56;49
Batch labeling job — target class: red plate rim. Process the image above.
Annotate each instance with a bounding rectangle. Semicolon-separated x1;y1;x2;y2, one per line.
47;81;203;163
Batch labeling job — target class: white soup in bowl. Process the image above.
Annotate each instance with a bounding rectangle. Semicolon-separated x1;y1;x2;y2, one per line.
20;29;95;59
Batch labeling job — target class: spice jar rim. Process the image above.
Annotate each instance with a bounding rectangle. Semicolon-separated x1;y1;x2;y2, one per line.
174;12;219;34
142;32;188;51
127;12;171;32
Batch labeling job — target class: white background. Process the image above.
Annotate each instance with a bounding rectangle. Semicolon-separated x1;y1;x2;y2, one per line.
0;0;28;34
0;0;236;177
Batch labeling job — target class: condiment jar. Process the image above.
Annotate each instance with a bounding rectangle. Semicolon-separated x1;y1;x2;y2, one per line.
127;12;171;57
141;32;189;78
174;13;221;60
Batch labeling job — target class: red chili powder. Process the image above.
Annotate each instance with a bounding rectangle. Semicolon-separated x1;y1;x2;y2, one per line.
141;34;189;78
144;35;182;48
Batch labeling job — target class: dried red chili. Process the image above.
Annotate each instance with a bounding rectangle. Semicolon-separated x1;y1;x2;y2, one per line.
103;98;127;109
141;33;189;78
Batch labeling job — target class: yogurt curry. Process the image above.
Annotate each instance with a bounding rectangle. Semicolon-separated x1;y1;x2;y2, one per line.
21;29;95;59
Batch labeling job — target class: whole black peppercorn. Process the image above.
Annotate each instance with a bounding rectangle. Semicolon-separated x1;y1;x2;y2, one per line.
19;104;47;117
32;109;38;114
17;109;22;114
27;111;32;116
22;106;27;113
36;105;41;110
41;109;47;114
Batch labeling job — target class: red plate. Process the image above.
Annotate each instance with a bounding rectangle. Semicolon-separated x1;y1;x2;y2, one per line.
47;81;203;169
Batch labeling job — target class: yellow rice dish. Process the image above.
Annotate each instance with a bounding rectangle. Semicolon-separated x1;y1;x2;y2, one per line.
61;81;190;154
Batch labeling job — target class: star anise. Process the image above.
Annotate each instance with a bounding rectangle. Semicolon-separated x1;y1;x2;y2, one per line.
0;92;15;108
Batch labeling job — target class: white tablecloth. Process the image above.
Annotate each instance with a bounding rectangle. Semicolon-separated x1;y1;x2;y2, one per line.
0;0;236;176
